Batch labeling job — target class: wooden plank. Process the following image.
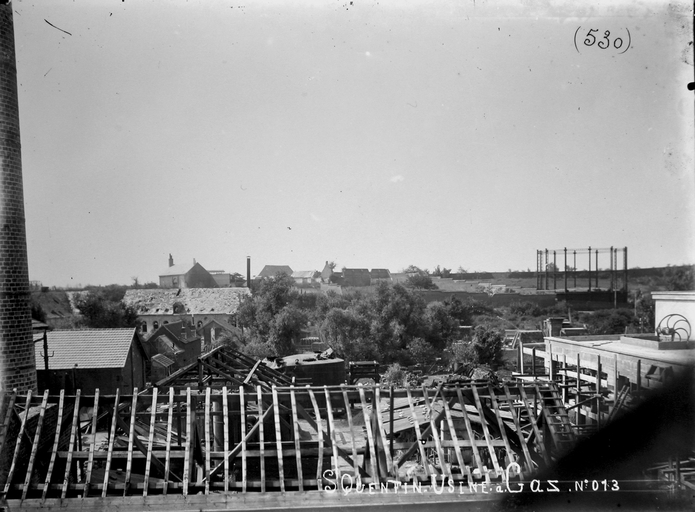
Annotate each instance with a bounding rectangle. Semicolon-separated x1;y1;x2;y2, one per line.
243;360;263;385
439;388;465;476
421;385;450;478
199;359;245;388
486;385;513;468
470;386;501;475
43;390;65;501
22;390;49;501
392;386;444;469
204;387;211;495
83;389;100;498
405;385;431;478
289;385;304;491
340;384;360;479
143;388;158;497
518;385;549;465
272;386;285;492
0;392;6;455
389;387;394;459
4;390;32;496
372;386;393;476
324;386;341;482
183;388;191;496
454;386;484;474
61;390;81;500
222;387;230;493
101;389;120;498
307;386;324;489
358;384;379;481
124;388;139;495
291;394;367;480
204;405;274;482
239;387;247;493
0;391;16;459
257;386;266;493
164;388;174;496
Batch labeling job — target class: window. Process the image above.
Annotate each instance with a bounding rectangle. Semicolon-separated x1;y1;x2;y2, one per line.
141;322;148;333
153;321;159;330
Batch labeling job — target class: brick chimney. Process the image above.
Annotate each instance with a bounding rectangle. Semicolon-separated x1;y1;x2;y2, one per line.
247;256;251;288
0;3;37;392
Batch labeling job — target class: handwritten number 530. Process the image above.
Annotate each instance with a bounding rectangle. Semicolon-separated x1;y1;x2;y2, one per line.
584;29;623;49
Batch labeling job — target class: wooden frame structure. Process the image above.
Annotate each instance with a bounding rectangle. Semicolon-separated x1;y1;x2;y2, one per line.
0;379;574;508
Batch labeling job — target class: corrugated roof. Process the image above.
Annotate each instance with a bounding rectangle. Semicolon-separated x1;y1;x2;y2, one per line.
123;288;251;316
35;329;137;370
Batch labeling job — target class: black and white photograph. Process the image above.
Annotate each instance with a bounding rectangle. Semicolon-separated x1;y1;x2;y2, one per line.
0;0;692;510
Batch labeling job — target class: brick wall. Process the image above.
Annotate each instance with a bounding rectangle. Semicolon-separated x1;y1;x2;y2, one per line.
0;5;37;392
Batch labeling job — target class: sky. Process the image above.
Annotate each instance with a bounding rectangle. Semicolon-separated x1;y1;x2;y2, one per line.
11;0;694;287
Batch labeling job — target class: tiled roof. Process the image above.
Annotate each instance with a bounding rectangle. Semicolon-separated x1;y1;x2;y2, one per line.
35;329;137;370
155;334;184;354
370;269;392;279
343;268;370;276
257;265;293;278
159;262;195;277
291;270;317;279
151;353;175;368
123;288;251;316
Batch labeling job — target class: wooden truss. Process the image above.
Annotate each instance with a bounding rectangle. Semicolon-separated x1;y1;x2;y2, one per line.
155;346;294;389
0;379;575;506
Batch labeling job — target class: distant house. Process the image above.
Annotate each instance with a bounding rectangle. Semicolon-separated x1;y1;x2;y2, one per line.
291;270;320;285
159;254;219;288
143;321;201;382
370;268;392;283
320;261;335;283
342;268;372;287
208;271;245;288
257;265;293;279
35;328;147;394
197;319;240;352
123;287;251;335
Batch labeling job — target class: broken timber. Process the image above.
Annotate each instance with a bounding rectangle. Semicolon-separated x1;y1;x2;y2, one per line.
0;380;574;509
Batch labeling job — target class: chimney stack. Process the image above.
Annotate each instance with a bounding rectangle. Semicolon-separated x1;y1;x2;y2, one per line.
168;254;174;267
247;256;251;288
0;5;37;392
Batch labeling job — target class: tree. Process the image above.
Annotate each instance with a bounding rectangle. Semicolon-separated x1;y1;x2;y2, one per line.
635;292;655;331
74;291;139;328
664;265;695;291
469;326;504;368
31;301;47;322
432;265;451;278
403;265;428;275
237;273;309;357
578;309;639;335
405;274;437;290
406;338;437;367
